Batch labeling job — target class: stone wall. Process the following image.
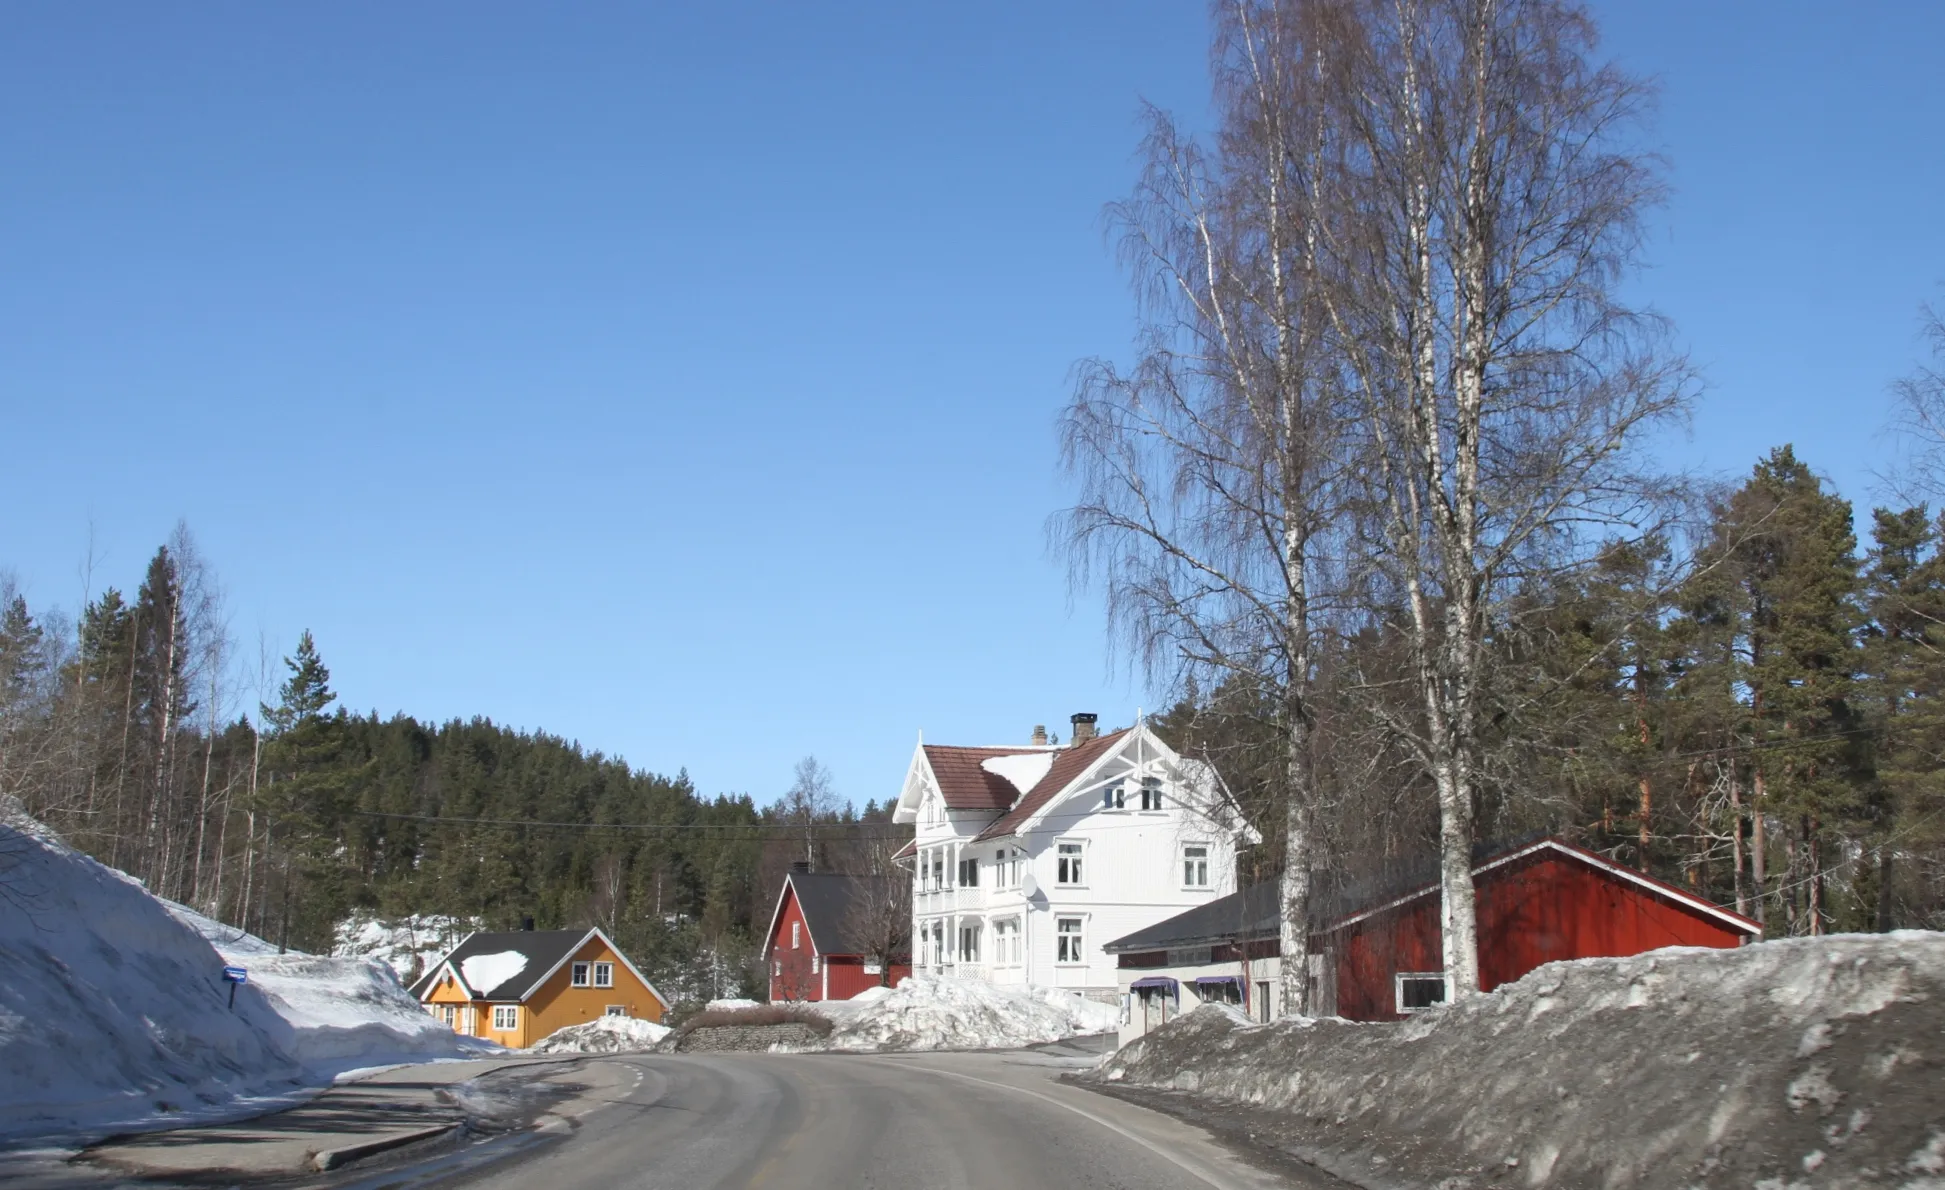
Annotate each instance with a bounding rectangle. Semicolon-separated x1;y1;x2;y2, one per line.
669;1023;826;1053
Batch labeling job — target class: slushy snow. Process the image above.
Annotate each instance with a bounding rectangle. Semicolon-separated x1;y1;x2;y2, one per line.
527;1016;671;1054
459;951;528;995
814;976;1116;1051
0;811;491;1147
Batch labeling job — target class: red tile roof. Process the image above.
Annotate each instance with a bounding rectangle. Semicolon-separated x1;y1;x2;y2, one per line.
971;729;1130;843
922;745;1042;811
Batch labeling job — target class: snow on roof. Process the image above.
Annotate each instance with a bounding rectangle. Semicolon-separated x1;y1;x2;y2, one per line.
460;951;529;996
979;751;1056;796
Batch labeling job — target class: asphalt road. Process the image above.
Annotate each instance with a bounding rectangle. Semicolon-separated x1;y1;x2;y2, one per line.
337;1050;1334;1190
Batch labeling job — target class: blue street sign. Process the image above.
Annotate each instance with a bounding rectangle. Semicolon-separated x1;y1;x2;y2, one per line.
222;966;248;985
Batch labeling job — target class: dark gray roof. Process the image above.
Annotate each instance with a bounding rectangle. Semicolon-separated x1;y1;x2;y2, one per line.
788;871;904;957
410;928;590;1001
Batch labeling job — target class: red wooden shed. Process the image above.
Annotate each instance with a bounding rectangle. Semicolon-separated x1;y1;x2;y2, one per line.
1321;837;1762;1020
762;866;912;1002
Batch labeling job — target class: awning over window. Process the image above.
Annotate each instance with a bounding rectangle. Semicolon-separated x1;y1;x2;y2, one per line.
1129;976;1179;992
1193;975;1240;989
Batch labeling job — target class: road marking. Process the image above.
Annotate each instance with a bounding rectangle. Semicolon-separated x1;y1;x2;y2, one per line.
878;1062;1259;1190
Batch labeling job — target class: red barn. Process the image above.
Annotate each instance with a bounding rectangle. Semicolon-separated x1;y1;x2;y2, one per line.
1105;837;1761;1035
762;865;912;1002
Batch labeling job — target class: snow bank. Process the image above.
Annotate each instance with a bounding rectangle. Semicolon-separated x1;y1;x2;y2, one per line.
527;1016;671;1054
814;976;1117;1052
705;997;761;1011
1094;935;1945;1188
0;814;490;1147
333;912;475;981
160;897;284;957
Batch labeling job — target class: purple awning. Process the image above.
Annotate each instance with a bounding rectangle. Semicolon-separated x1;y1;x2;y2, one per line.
1193;975;1240;988
1129;976;1179;992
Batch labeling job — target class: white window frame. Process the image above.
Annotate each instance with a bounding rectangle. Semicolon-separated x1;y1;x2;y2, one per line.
792;921;801;950
1101;782;1125;811
1139;776;1164;811
604;1005;627;1017
958;922;981;963
571;961;591;987
1055;916;1085;964
491;1005;519;1032
1182;843;1210;889
1055;840;1085;887
593;962;614;989
1395;972;1449;1014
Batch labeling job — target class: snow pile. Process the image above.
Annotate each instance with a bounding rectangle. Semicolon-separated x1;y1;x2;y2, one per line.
0;815;306;1144
0;813;491;1147
160;897;284;957
816;976;1118;1052
244;953;499;1070
705;997;761;1011
459;951;527;994
527;1015;671;1054
1095;935;1945;1188
333;912;476;982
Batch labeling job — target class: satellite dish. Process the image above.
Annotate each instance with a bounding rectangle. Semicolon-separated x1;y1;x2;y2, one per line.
1020;873;1040;898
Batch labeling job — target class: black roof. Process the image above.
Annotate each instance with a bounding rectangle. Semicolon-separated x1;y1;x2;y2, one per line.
409;928;591;1001
786;871;904;957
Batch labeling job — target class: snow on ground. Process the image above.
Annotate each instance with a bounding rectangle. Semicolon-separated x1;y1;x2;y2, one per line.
460;951;527;994
333;912;476;982
0;811;491;1148
812;976;1118;1052
160;897;284;957
527;1016;671;1054
1094;934;1945;1188
705;997;761;1011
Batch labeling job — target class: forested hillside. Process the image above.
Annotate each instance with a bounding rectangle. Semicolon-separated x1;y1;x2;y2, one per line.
0;544;891;999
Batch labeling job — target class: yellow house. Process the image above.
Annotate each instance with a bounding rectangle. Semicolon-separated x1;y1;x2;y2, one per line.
411;926;669;1049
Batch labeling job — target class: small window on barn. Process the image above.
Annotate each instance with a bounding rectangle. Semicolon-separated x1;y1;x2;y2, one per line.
1395;973;1448;1014
792;922;801;950
571;962;591;987
594;962;613;988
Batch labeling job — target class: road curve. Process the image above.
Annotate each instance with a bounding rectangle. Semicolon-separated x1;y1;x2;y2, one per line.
378;1050;1333;1190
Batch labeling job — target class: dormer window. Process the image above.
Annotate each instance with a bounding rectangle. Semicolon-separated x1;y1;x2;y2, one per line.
1140;777;1164;811
1101;783;1125;810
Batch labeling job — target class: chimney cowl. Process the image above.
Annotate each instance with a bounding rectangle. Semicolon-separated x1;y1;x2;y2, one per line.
1069;712;1098;745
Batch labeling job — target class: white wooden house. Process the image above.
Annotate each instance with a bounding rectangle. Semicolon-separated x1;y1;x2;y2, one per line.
891;713;1249;1000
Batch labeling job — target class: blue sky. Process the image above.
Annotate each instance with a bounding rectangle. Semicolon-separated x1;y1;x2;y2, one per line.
2;3;1942;809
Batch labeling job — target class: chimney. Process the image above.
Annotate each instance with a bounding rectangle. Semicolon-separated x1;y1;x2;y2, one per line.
790;860;812;873
1069;712;1098;746
1031;724;1048;746
521;916;535;932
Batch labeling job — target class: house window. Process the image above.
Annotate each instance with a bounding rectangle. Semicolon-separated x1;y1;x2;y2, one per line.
812;954;821;975
959;923;981;963
1140;777;1164;811
1255;981;1274;1023
442;1005;456;1025
571;962;591;987
1056;841;1083;886
593;962;613;988
492;1005;519;1031
792;922;801;950
1056;917;1085;964
605;1005;627;1017
1182;844;1210;889
772;960;781;977
992;917;1019;965
1101;783;1125;810
1396;973;1448;1014
958;857;980;887
931;850;945;889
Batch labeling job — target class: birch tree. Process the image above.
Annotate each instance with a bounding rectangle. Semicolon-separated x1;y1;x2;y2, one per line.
1060;0;1356;1016
1306;0;1691;995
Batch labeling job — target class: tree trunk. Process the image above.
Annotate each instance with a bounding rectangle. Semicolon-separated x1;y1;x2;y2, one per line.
1751;767;1768;929
1729;761;1746;917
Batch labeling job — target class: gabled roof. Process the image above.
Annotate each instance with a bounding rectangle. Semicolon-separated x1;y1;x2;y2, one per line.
762;869;907;959
970;728;1131;843
1102;837;1761;954
408;927;670;1009
922;745;1048;810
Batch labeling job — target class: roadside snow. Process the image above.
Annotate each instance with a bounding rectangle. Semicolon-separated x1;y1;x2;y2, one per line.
1095;934;1945;1188
705;997;761;1011
459;951;528;995
159;897;284;957
814;976;1117;1051
527;1016;671;1054
0;811;491;1148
